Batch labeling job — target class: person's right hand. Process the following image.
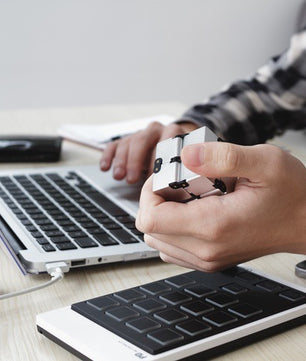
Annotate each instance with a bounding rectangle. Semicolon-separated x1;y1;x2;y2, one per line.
100;121;198;184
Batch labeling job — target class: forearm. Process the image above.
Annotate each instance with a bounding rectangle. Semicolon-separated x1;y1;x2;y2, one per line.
178;29;306;145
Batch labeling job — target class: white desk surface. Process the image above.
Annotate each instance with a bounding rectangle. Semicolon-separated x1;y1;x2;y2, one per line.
0;103;305;361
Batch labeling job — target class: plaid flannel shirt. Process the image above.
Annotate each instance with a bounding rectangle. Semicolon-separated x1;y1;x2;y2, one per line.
179;28;306;145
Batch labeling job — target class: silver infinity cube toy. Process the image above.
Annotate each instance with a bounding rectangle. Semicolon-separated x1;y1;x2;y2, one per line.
153;126;236;202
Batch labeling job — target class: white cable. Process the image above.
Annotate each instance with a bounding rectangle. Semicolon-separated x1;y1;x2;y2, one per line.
0;263;67;301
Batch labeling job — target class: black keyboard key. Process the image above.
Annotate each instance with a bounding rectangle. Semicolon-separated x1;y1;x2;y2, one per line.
228;303;263;318
81;222;99;229
133;299;166;313
26;225;38;232
84;190;128;216
154;310;188;325
222;283;248;295
205;293;239;308
126;317;161;334
106;306;140;322
165;275;196;288
56;242;77;250
184;284;216;297
115;215;135;223
175;320;211;336
40;225;58;231
36;238;50;245
236;272;262;283
108;228;139;244
68;231;87;238
93;233;119;246
50;236;69;244
87;296;120;311
140;282;172;296
159;292;192;306
114;289;146;303
103;222;121;230
42;244;56;252
147;328;184;346
279;289;306;302
202;311;238;327
74;237;98;248
45;230;65;237
180;301;214;316
31;231;43;238
256;280;284;292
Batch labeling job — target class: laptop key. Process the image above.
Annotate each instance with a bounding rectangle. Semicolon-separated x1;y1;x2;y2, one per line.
36;238;50;245
56;242;77;250
74;237;98;248
108;228;139;244
93;233;119;246
50;236;69;244
42;244;56;252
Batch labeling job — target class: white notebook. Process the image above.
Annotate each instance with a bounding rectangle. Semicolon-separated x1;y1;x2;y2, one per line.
58;115;174;150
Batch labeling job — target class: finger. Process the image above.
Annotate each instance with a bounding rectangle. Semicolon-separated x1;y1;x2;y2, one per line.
145;234;222;272
159;252;198;270
100;141;119;171
137;177;224;237
181;142;284;182
159;123;186;141
126;124;164;184
148;123;190;171
112;137;130;180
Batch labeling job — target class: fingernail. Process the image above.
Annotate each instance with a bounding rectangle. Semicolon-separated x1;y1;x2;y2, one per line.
100;160;108;170
182;144;205;167
113;166;125;178
127;170;137;183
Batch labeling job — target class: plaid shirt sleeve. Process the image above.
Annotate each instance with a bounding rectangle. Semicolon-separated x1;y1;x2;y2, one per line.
178;28;306;145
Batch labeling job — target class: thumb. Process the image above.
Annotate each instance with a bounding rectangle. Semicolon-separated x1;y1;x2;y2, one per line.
181;142;275;180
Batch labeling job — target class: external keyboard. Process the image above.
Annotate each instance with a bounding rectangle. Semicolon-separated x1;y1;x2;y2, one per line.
0;172;143;253
71;267;306;356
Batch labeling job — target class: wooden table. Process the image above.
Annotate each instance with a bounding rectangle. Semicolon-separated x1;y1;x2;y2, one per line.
0;103;305;361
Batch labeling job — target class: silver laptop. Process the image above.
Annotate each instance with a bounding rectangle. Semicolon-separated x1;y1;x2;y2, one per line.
0;165;158;275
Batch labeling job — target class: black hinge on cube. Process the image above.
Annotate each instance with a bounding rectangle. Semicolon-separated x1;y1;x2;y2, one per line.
174;133;189;140
169;179;189;189
213;179;227;193
170;156;181;163
153;158;163;173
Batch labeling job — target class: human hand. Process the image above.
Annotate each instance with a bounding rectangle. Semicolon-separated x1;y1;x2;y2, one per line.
100;121;198;184
136;142;306;272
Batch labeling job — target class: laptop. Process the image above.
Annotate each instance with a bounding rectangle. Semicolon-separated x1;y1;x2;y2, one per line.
0;165;158;275
36;265;306;360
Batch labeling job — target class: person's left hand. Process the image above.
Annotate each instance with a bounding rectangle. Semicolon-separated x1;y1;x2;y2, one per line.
136;142;306;272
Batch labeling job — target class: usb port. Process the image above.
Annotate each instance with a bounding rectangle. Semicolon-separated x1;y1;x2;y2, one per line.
71;259;86;267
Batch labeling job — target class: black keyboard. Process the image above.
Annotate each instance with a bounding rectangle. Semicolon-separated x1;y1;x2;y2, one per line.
71;267;306;356
0;172;143;252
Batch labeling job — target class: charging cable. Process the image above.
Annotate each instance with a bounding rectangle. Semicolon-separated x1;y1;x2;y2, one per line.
0;262;68;301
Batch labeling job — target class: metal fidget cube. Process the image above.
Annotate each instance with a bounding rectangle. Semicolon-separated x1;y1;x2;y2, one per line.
152;126;236;202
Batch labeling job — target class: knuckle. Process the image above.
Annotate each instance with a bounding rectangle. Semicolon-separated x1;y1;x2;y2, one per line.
159;252;171;263
197;247;219;263
147;121;163;132
219;144;241;173
201;262;220;273
136;209;157;234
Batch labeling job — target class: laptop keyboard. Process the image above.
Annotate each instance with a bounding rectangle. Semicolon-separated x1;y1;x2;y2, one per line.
0;172;143;252
71;268;306;355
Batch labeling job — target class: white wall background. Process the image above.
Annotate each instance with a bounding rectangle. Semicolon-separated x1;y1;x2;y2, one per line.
0;0;304;110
